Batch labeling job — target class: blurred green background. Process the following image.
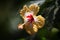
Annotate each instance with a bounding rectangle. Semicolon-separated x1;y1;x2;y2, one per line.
0;0;60;40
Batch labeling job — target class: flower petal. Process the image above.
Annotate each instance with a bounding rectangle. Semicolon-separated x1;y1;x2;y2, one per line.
29;4;40;15
24;22;38;35
35;15;45;28
20;5;30;19
33;24;38;32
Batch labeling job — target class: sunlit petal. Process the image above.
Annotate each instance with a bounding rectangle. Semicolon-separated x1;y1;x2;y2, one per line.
36;15;45;28
20;5;30;19
29;4;40;15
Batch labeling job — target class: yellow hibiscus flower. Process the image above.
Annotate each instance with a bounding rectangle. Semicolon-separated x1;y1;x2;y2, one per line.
18;4;45;35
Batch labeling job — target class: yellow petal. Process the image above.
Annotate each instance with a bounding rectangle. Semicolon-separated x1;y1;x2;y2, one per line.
36;15;45;28
24;22;38;35
29;4;40;15
20;5;30;19
33;24;38;32
23;5;30;12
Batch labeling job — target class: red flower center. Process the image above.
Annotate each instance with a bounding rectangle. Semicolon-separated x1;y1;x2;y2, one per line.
26;14;34;23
